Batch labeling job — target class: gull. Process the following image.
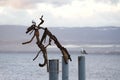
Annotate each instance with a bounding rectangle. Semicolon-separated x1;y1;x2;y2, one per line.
80;48;88;55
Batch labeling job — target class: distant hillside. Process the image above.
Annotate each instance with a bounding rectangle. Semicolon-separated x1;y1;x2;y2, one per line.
0;25;120;53
49;27;120;45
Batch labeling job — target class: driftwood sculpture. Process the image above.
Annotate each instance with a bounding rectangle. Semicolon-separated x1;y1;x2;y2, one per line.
22;15;72;70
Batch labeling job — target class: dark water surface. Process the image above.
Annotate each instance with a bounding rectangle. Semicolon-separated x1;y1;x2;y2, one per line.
0;52;120;80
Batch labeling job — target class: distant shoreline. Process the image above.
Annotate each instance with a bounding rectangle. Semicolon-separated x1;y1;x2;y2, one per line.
1;25;120;55
0;51;120;55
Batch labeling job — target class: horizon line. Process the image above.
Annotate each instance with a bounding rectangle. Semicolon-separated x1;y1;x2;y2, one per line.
0;24;120;28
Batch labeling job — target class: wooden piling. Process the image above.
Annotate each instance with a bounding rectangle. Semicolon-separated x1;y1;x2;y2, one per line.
78;56;85;80
49;59;59;80
62;56;69;80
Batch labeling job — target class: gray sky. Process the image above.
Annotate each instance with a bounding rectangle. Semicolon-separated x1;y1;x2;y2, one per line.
0;0;120;27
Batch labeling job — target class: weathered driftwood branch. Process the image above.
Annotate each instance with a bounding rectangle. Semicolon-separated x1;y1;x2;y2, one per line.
22;15;72;71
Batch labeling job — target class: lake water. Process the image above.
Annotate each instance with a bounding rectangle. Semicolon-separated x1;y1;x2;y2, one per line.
0;52;120;80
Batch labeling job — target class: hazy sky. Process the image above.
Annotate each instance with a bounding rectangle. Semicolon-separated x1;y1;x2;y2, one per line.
0;0;120;27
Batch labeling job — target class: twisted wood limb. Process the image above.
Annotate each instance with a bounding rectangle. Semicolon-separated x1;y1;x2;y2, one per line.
40;28;72;64
22;34;35;45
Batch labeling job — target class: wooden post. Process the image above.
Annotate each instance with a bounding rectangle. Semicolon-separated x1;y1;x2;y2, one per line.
49;59;59;80
78;56;85;80
62;56;69;80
